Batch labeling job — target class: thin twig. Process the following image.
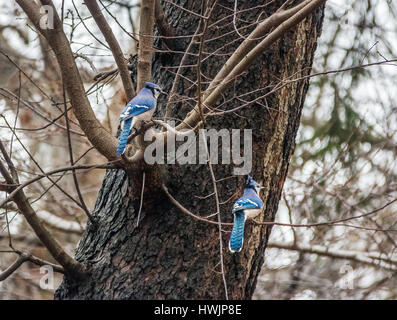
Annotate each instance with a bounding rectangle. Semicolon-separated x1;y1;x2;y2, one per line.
136;171;145;227
161;183;232;227
0;162;116;209
16;0;118;160
0;252;29;281
0;141;86;279
268;241;397;272
0;88;84;136
84;0;136;100
162;179;396;231
196;0;214;126
253;198;397;228
201;130;228;300
176;0;324;130
164;23;202;121
1;116;90;211
99;0;139;42
62;84;95;223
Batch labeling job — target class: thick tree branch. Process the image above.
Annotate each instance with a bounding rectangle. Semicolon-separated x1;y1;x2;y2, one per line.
16;0;118;161
205;0;312;95
176;0;326;130
0;182;18;192
137;0;156;91
16;250;65;274
0;136;19;182
84;0;136;100
0;141;86;279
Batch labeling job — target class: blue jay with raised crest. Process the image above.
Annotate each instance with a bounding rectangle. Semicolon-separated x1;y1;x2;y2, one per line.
117;82;164;156
229;175;264;253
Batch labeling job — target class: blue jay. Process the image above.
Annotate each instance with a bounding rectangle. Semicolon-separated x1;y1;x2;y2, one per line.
117;82;163;156
229;176;264;253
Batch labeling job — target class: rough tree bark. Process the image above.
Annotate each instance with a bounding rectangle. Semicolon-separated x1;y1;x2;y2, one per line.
55;0;324;299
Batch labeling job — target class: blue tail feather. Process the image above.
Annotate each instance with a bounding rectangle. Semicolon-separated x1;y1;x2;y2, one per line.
117;118;133;156
229;211;246;253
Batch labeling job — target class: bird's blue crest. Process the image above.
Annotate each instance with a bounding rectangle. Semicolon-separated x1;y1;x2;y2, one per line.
245;175;260;188
145;82;161;90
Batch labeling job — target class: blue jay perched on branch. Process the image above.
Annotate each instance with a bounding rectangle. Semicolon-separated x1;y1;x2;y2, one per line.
229;176;264;253
117;82;164;156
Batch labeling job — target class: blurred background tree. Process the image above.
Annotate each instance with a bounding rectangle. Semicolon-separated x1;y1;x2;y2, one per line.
254;0;397;299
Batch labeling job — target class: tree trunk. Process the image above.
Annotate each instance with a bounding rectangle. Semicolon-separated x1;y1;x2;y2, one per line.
55;0;324;299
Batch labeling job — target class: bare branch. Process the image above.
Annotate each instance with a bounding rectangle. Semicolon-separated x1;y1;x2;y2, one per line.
196;0;213;126
177;0;326;130
37;211;84;235
0;182;18;193
0;250;65;282
1;115;92;212
16;250;65;274
61;85;95;223
164;23;202;121
268;241;397;272
84;0;136;100
161;183;233;227
0;141;90;279
137;0;156;91
0;140;18;182
216;0;312;93
93;68;118;81
0;88;84;136
201;130;228;300
0;162;115;209
0;252;29;281
136;171;145;227
16;0;118;160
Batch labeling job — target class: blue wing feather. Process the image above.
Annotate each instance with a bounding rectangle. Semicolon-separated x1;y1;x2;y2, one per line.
232;197;261;213
120;87;155;120
120;104;151;121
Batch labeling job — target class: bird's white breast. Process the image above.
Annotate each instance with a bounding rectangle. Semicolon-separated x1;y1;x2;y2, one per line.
132;106;155;129
244;208;262;219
